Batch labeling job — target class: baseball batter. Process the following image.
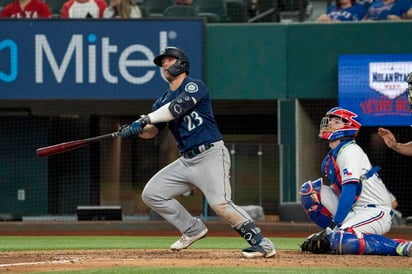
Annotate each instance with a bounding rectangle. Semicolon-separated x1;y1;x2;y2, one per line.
118;47;276;259
300;107;411;256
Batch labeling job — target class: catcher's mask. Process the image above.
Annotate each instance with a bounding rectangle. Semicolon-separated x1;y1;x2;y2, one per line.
154;47;190;77
319;107;361;141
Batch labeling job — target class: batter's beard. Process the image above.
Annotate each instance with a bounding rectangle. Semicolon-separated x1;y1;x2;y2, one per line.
163;70;176;82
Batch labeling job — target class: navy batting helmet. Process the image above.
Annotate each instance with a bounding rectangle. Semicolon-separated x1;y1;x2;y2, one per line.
154;47;190;76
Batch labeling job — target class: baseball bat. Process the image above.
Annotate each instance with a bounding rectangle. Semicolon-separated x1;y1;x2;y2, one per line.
36;131;119;158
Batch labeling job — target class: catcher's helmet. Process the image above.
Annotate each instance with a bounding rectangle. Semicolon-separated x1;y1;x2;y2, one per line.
153;47;190;76
319;107;361;141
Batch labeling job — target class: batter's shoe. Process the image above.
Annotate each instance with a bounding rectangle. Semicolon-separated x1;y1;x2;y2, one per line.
242;238;276;259
396;241;412;257
170;228;208;251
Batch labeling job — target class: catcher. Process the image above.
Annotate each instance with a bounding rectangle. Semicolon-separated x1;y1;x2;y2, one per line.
300;107;411;256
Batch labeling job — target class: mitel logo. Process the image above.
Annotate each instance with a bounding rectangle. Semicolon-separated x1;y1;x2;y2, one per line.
0;39;18;83
369;62;412;99
35;32;171;85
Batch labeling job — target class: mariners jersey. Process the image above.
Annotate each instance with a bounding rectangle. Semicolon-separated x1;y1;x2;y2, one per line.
322;139;391;222
0;0;52;18
152;77;223;153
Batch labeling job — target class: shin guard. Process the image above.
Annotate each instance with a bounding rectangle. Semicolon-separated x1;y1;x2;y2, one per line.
330;230;400;255
235;220;263;246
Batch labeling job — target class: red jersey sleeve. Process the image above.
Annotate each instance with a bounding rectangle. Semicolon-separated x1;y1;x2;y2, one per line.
96;0;107;18
60;2;71;18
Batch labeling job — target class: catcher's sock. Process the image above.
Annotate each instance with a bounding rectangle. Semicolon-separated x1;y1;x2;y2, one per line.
396;241;412;257
242;238;276;259
170;227;208;251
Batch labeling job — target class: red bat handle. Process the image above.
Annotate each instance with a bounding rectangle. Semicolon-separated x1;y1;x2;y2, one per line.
36;132;119;158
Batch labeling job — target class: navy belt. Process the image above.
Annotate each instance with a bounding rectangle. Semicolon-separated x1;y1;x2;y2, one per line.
182;144;214;159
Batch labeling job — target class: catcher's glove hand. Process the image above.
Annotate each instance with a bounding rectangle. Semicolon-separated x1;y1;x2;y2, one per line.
301;229;330;254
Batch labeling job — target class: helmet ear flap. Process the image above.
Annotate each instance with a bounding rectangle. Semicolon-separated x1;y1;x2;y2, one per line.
167;58;189;76
154;47;190;76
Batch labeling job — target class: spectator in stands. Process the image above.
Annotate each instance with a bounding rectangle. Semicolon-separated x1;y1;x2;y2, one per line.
363;0;410;20
103;0;142;18
399;0;412;19
356;0;374;9
317;0;367;22
60;0;107;18
0;0;52;18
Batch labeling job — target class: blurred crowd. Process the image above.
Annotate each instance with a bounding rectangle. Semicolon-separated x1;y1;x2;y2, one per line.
317;0;412;22
0;0;411;22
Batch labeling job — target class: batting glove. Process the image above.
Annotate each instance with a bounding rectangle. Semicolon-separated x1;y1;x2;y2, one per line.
118;115;150;138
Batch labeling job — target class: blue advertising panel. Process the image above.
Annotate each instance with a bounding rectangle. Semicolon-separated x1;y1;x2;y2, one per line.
0;19;204;99
339;54;412;126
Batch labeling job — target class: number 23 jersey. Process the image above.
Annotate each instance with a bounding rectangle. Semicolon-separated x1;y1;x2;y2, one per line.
152;77;223;153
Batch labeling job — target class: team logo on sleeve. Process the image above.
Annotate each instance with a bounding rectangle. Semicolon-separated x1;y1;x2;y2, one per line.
343;168;353;176
185;82;198;93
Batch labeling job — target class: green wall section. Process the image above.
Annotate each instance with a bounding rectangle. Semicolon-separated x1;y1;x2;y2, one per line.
206;21;412;99
206;24;288;99
278;99;297;202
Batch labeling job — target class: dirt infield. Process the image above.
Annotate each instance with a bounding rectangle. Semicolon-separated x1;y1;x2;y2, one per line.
1;222;411;273
1;249;411;273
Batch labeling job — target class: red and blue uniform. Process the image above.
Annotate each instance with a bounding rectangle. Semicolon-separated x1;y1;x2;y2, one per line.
0;0;52;18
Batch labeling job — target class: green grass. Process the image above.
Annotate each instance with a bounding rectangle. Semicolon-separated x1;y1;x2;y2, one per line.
0;236;409;274
0;236;303;251
38;268;412;274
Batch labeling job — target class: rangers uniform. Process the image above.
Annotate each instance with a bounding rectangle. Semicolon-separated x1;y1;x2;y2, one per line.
60;0;107;18
300;107;411;256
0;0;52;18
324;3;367;21
118;47;276;259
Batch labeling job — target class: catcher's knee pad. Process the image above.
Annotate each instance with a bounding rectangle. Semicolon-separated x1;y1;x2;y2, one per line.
300;178;338;229
330;231;400;255
235;220;263;246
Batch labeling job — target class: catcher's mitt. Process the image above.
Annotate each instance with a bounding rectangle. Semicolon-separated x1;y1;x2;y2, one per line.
301;230;330;254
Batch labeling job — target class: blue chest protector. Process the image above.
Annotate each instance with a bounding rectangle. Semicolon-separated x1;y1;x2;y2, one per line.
321;138;355;195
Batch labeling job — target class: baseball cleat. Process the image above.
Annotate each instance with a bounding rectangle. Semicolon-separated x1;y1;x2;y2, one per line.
242;238;276;259
396;241;412;257
242;245;276;258
170;228;208;251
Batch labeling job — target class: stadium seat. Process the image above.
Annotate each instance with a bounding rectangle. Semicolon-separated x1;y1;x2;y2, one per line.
163;5;199;18
278;0;312;22
0;0;10;13
138;5;149;17
140;0;175;17
0;0;11;7
44;0;66;18
226;0;247;23
193;0;228;22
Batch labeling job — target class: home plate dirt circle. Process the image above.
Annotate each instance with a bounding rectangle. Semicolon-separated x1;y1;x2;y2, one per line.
0;249;410;273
